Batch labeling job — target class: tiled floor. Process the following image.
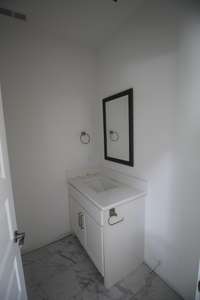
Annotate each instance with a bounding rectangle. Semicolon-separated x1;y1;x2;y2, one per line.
22;235;182;300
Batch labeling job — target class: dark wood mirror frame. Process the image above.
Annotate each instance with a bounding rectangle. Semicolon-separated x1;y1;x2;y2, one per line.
102;88;134;167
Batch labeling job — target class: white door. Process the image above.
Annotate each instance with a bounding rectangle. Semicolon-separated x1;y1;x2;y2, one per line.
0;88;27;300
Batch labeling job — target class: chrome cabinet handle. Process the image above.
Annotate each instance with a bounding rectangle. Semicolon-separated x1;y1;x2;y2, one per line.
78;212;84;230
80;213;84;230
78;212;82;228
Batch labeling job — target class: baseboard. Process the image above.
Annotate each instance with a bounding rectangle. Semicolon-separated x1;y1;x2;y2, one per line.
22;231;73;255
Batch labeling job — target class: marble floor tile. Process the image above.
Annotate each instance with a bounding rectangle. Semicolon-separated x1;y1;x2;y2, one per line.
119;263;151;295
135;275;182;300
22;235;183;300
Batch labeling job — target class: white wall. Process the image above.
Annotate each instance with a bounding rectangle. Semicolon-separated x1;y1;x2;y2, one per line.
97;1;200;299
171;12;200;299
0;19;98;252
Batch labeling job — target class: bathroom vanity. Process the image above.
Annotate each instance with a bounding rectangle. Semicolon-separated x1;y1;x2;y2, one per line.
68;171;146;288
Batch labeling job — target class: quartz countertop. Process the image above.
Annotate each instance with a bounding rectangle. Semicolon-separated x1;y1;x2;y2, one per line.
68;174;146;210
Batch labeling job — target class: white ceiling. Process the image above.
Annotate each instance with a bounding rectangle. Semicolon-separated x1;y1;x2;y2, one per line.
0;0;142;49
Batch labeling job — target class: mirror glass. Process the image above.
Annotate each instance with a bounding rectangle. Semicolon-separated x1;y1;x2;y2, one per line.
103;89;134;166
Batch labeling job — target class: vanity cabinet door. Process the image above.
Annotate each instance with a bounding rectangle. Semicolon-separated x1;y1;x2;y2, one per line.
85;212;104;276
70;196;85;247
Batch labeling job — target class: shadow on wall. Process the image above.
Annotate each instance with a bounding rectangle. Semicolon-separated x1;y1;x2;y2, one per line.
99;0;182;72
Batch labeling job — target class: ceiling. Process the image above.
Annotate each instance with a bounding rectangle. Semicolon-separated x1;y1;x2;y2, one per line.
0;0;142;49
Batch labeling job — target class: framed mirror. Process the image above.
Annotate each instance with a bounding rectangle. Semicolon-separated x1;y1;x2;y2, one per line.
102;88;134;167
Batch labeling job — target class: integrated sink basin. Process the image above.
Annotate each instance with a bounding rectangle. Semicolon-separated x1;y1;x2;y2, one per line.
83;176;119;193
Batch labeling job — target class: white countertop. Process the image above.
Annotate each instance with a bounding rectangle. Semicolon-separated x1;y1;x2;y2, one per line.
68;174;146;210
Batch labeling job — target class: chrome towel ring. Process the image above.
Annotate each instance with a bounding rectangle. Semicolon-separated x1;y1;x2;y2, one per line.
109;130;119;142
108;216;124;226
80;131;90;144
108;208;124;226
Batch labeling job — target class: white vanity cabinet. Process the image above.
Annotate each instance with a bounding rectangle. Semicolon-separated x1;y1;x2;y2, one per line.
69;174;146;288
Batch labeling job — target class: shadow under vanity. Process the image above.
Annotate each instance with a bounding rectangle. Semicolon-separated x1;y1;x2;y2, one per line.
68;169;147;288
